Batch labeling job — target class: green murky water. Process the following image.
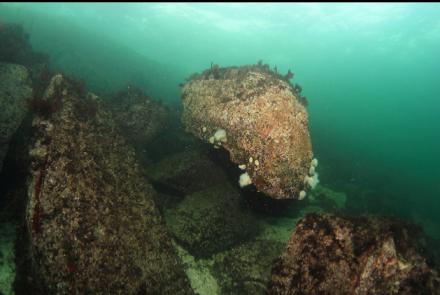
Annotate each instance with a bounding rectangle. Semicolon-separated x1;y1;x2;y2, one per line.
1;3;439;294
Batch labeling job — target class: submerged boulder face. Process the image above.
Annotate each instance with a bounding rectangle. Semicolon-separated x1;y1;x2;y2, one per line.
0;63;32;172
26;75;193;294
149;149;230;196
267;213;440;295
0;23;50;90
181;64;314;200
107;85;168;148
0;23;48;67
166;183;260;258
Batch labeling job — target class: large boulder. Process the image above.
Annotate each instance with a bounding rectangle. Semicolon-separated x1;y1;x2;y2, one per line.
267;213;440;295
25;75;193;294
0;63;32;172
165;184;260;258
181;64;316;200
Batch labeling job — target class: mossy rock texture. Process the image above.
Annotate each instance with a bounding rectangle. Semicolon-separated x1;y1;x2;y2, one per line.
107;85;169;148
213;239;284;295
0;63;32;172
0;223;16;295
166;184;260;258
25;74;193;294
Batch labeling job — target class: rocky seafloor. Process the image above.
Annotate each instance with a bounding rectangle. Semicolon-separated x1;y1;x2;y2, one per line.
1;23;440;295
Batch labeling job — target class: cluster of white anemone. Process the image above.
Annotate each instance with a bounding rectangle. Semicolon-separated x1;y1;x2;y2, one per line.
206;127;319;201
299;158;319;200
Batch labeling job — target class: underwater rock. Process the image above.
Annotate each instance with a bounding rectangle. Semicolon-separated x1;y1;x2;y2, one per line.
181;64;314;200
0;63;32;172
25;75;193;294
107;85;169;148
267;213;440;295
213;239;284;295
166;183;260;258
0;23;48;67
0;23;50;92
0;222;16;295
149;149;230;196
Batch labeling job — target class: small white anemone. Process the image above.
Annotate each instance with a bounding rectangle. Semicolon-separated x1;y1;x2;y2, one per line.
311;158;318;168
299;190;307;200
309;166;315;176
239;172;252;188
214;129;227;142
306;173;319;190
238;164;247;170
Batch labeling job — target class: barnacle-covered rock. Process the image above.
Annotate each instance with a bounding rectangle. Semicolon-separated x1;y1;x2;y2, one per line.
181;64;314;200
267;213;440;295
25;75;193;294
0;63;32;172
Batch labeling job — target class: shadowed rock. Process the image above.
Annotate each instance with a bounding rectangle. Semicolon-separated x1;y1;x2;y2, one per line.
107;85;169;148
213;239;284;295
0;63;32;172
166;183;260;258
149;149;230;196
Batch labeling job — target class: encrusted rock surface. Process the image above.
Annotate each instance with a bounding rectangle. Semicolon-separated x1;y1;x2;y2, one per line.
267;213;440;295
181;64;313;200
0;63;32;172
107;85;168;148
166;183;260;258
25;75;193;294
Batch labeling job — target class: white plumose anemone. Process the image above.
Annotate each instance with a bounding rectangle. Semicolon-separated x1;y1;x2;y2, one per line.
239;172;252;188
